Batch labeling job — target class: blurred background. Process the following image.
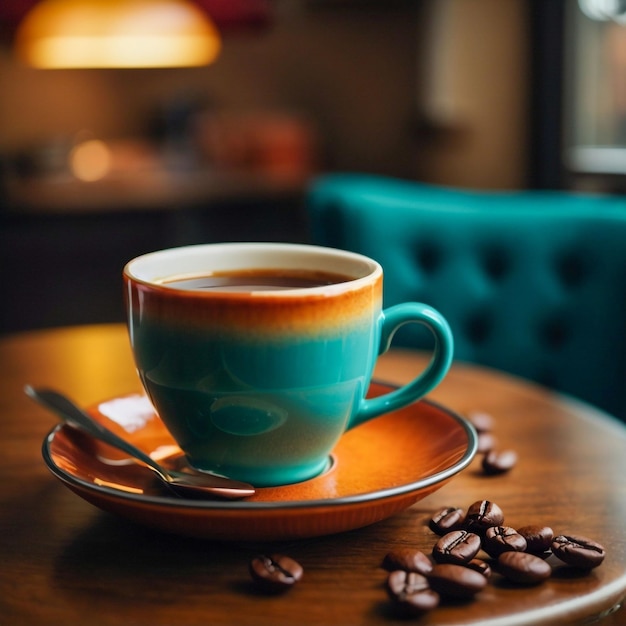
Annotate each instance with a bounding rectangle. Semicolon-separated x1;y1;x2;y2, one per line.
1;0;624;333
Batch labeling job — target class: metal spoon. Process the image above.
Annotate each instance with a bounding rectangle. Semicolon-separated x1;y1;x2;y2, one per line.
25;385;255;500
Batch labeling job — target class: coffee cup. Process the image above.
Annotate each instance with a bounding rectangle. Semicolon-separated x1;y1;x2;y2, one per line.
123;243;453;486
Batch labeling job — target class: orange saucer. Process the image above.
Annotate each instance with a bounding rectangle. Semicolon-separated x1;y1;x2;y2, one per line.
42;382;477;541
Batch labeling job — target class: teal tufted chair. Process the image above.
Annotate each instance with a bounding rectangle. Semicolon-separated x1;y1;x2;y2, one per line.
307;174;626;422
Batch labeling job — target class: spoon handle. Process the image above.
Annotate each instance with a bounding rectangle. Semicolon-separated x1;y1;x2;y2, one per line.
25;385;166;477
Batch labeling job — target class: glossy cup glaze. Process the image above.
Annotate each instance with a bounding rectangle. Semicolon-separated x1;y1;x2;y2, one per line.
124;243;453;486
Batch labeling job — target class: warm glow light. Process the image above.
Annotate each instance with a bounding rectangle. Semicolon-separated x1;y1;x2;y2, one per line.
70;139;111;181
15;0;221;69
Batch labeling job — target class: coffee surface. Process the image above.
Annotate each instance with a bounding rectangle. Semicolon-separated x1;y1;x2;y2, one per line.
161;269;353;292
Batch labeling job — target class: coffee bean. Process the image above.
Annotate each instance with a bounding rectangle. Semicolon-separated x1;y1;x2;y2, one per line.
429;506;465;535
497;551;552;584
465;558;492;578
419;506;609;617
482;449;517;474
483;526;527;557
249;554;303;593
432;530;482;565
551;534;606;569
382;548;433;575
386;571;440;614
466;410;495;433
465;500;504;531
428;563;488;599
517;525;553;555
477;432;497;454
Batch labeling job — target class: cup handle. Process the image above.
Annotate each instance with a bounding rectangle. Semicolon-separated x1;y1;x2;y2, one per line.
348;303;453;429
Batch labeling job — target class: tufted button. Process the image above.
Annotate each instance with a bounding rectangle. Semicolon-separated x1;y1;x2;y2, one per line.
481;246;511;281
414;241;441;273
464;310;493;345
555;251;587;289
538;316;570;351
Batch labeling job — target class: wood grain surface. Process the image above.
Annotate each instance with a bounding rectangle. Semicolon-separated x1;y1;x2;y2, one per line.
1;324;624;625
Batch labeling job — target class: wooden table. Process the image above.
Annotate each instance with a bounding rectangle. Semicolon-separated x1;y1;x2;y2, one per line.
1;324;625;625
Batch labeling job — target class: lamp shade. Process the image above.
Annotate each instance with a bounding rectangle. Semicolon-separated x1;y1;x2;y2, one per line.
14;0;222;69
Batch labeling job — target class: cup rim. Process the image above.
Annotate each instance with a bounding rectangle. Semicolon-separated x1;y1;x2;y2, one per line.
123;242;382;297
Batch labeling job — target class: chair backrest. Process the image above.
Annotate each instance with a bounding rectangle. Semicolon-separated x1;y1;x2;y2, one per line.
307;174;626;422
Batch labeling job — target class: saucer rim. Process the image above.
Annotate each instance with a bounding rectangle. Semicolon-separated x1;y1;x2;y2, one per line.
42;389;477;512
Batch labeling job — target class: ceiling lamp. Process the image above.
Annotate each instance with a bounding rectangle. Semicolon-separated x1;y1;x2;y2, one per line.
14;0;222;69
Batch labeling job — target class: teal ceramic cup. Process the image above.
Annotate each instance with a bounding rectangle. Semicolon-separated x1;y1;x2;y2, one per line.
123;243;453;486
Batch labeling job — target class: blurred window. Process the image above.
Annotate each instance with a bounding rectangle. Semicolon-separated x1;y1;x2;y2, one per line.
566;0;626;174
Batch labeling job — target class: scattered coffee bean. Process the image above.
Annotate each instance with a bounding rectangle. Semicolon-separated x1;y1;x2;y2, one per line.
482;449;518;475
386;571;440;614
497;551;552;584
551;535;606;569
432;530;482;565
249;554;303;593
379;504;607;616
477;432;497;454
517;525;553;555
465;558;492;578
382;548;433;575
466;410;495;433
483;526;527;557
429;506;465;535
428;563;488;599
465;500;505;531
465;409;519;473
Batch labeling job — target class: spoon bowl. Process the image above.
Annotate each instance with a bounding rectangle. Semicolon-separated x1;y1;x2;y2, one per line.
25;386;255;500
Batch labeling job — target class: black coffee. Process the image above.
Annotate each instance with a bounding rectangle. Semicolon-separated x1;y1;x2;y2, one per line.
161;269;353;292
